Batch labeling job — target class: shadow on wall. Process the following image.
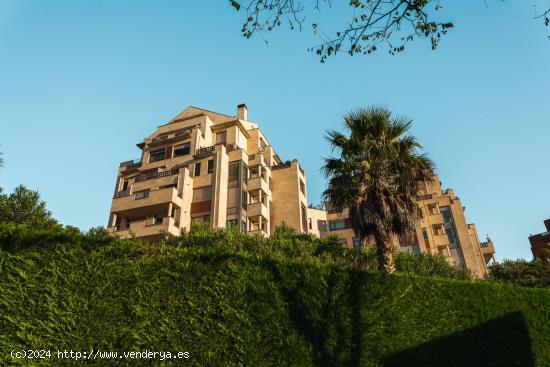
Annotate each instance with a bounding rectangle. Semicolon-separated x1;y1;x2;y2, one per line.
383;312;534;367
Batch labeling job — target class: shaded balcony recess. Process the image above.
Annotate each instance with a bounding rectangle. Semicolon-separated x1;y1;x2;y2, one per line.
135;169;179;182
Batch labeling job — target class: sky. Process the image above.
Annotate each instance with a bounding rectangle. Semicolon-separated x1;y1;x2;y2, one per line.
0;0;549;261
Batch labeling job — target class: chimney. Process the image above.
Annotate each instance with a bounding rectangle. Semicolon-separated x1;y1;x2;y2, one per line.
237;103;248;120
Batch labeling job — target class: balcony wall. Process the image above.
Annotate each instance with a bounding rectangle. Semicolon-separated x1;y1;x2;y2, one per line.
247;202;269;219
110;216;180;239
247;176;269;193
112;187;182;213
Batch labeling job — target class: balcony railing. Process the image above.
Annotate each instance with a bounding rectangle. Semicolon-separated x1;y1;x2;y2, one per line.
120;159;142;169
135;169;179;182
194;146;216;157
417;194;433;200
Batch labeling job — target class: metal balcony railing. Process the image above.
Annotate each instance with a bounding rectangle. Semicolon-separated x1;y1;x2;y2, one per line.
135;169;179;182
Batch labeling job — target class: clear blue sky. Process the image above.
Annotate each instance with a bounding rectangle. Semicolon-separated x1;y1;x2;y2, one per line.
1;0;549;261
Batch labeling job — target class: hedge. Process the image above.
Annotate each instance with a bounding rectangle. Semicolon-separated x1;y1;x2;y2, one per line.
1;232;549;366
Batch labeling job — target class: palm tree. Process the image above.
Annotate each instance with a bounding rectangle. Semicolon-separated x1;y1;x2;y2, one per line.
322;106;434;273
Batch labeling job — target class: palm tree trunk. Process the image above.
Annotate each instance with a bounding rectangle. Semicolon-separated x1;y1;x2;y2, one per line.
376;235;396;273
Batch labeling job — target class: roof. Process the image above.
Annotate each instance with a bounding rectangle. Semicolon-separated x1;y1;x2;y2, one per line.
167;106;235;125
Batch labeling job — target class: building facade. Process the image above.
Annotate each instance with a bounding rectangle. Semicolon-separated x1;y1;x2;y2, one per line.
108;104;495;277
529;219;550;261
306;175;496;277
108;104;308;240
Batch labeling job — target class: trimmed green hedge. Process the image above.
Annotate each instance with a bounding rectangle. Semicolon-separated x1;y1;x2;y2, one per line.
1;230;549;365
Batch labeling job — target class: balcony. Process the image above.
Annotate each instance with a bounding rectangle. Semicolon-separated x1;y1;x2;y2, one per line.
248;153;267;167
247;176;269;192
194;146;216;158
247;202;269;219
119;159;142;171
480;240;496;263
135;169;179;182
112;187;182;212
433;233;449;248
111;216;180;239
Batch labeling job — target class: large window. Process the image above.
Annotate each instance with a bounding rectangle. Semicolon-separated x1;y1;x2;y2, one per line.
174;143;191;157
329;220;346;231
446;227;458;244
149;149;165;162
207;160;214;174
228;162;240;182
441;207;452;223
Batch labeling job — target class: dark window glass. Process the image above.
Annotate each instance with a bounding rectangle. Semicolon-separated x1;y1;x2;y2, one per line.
242;190;247;210
149;149;165;162
422;228;429;240
207;160;214;174
317;220;327;232
446;227;458;243
353;238;362;249
174;143;191;157
228;162;240;182
227;219;238;228
242;164;248;182
300;179;305;195
121;180;129;191
194;162;201;176
329;220;346;231
154;216;163;225
441;208;452;223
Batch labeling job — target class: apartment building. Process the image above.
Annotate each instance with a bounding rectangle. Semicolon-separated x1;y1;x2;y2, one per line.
108;104;308;240
528;219;550;261
307;175;496;277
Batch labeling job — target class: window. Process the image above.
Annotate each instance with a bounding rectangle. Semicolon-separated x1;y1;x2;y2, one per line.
149;149;165;163
269;177;272;190
241;220;247;232
422;228;429;240
446;227;458;244
226;219;238;228
194;162;201;176
134;190;149;199
259;138;266;151
192;215;210;223
242;164;248;183
154;215;163;225
353;238;362;250
441;207;452;223
121;180;129;192
308;218;312;230
174;143;191;157
317;220;327;232
329;220;346;231
228;162;240;182
242;190;247;210
299;179;305;195
216;131;227;144
207;160;214;174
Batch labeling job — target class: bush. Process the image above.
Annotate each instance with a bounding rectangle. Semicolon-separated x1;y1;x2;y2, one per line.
1;232;549;366
489;258;550;288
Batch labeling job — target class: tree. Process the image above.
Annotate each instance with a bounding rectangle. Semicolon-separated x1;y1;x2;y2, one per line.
489;258;550;288
229;0;549;62
0;185;58;229
322;106;434;272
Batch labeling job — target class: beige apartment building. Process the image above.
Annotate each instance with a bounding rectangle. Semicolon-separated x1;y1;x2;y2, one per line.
108;104;495;277
307;176;496;277
108;104;309;240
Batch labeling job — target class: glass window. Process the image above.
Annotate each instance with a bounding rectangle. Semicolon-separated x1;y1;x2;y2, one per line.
441;207;452;223
227;219;238;228
149;149;165;162
242;164;248;182
216;131;227;144
299;179;305;195
242;190;247;210
194;162;201;176
446;227;458;244
329;220;346;231
422;228;429;240
174;143;191;157
121;180;129;191
207;160;214;174
353;238;362;249
228;162;240;182
317;220;327;232
154;215;163;225
134;190;149;199
308;218;312;230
